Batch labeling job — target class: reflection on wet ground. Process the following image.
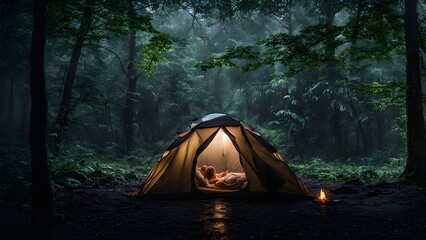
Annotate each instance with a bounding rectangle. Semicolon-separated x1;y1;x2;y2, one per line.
200;199;229;239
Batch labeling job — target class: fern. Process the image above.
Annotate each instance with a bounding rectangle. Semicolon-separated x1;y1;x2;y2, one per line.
292;157;405;185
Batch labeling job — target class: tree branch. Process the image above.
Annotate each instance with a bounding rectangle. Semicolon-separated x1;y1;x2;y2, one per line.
86;43;130;79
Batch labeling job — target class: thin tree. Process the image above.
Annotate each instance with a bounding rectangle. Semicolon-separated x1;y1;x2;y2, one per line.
123;0;138;152
402;0;426;184
53;0;94;156
122;0;172;151
29;0;55;220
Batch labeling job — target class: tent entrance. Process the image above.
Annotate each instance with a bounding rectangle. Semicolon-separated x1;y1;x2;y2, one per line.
194;128;248;193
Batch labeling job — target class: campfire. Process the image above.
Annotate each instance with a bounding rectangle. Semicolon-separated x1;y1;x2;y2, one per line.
317;188;329;203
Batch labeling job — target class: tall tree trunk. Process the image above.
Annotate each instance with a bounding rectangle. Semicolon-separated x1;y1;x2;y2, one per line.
402;0;426;183
258;91;272;124
213;69;223;110
29;0;54;220
321;1;342;156
347;90;367;153
53;0;94;156
154;100;160;138
137;89;160;142
348;0;368;153
245;90;252;118
123;30;137;152
375;112;384;150
333;105;343;155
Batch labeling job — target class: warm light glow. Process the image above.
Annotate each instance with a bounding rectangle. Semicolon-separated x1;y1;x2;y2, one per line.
178;131;189;137
317;188;329;203
161;150;170;159
201;199;228;236
221;130;228;144
273;152;283;161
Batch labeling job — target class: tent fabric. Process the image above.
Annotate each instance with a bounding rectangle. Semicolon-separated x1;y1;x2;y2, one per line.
132;113;312;198
196;129;243;173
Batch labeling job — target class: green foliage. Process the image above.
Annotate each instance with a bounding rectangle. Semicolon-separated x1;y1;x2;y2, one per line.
196;12;403;76
0;142;150;199
136;33;173;75
196;53;237;71
191;0;406;159
359;81;406;110
99;8;156;35
50;144;149;190
195;1;404;78
47;0;158;40
292;156;405;185
196;45;262;71
53;160;120;189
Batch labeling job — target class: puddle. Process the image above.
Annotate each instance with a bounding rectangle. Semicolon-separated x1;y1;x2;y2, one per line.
200;199;229;239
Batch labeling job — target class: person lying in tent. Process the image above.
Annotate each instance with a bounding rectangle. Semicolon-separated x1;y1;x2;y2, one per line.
197;165;248;189
199;165;228;184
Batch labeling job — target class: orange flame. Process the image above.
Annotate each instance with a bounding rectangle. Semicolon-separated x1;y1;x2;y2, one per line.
317;188;329;203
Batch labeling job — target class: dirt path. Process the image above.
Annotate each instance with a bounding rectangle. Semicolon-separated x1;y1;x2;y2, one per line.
2;181;426;240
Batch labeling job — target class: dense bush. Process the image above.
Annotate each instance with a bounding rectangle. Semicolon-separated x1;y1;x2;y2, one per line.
50;144;150;192
0;143;151;200
291;156;405;185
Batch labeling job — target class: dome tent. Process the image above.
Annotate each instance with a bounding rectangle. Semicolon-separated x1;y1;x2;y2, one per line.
132;113;312;198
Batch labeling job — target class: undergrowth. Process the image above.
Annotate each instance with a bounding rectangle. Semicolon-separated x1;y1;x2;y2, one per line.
0;142;406;203
50;144;151;192
291;156;405;185
0;143;152;200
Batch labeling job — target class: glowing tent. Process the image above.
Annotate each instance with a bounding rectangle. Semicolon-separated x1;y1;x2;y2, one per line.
132;113;312;198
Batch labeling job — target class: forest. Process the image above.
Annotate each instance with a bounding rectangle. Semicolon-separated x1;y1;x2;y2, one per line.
1;0;426;239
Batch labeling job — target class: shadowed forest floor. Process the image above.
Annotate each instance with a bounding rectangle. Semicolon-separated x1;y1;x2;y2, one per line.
1;180;426;240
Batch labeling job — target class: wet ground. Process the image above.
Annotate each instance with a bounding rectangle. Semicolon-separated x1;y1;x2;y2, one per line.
2;180;426;240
